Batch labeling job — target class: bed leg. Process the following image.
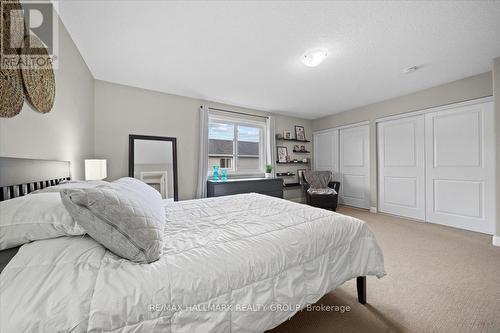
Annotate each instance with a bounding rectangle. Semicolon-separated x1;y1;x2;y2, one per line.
356;276;366;304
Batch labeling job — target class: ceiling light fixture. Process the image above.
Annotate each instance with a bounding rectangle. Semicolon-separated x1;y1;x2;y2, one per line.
301;49;328;67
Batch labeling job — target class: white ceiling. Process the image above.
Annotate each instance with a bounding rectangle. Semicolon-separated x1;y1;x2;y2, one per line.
57;1;500;119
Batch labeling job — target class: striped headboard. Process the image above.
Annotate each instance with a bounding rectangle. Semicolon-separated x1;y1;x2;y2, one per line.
0;157;71;201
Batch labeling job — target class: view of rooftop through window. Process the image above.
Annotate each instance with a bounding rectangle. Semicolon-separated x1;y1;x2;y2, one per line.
208;121;263;173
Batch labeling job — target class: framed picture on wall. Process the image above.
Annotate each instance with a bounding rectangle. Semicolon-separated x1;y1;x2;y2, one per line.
295;126;306;141
277;146;288;163
283;131;292;140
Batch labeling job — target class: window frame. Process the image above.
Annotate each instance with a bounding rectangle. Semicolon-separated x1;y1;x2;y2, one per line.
208;114;267;177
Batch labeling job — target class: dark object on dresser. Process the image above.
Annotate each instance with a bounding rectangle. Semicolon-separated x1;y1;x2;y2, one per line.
301;173;340;211
207;178;283;198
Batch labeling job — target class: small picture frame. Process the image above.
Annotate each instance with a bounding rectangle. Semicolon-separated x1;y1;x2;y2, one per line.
277;146;288;163
300;145;306;151
293;144;300;151
295;126;306;141
297;169;307;184
283;131;292;140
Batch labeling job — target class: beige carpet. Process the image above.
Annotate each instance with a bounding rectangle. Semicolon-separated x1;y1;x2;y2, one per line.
269;206;500;333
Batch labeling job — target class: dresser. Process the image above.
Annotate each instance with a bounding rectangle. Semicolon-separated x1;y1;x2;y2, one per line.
207;178;283;198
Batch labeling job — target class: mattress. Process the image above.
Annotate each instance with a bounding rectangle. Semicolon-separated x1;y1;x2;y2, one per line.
0;193;385;332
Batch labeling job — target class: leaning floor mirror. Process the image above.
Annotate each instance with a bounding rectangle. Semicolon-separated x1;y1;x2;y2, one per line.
129;135;178;201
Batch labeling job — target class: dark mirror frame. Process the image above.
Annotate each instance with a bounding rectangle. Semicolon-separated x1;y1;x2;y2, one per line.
129;134;179;201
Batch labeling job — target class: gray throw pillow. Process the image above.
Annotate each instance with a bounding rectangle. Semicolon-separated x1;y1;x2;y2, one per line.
60;177;165;263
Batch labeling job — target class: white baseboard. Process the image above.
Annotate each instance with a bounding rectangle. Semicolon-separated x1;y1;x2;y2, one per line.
369;207;378;213
493;236;500;247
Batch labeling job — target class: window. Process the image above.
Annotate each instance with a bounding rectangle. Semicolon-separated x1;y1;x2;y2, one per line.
208;113;267;175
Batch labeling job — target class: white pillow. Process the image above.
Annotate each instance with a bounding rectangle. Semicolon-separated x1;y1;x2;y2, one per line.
0;193;85;250
61;177;165;263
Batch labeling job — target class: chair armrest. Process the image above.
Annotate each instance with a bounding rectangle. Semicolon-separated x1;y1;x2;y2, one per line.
328;181;340;193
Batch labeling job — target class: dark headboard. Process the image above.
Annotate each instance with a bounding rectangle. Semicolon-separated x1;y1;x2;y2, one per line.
0;157;71;201
0;157;71;272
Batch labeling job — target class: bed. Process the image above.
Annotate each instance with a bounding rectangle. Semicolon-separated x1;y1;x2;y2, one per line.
0;157;385;333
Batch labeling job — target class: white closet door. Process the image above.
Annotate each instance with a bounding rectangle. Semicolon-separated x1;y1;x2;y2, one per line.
339;125;370;209
377;116;425;220
313;129;339;178
425;101;494;234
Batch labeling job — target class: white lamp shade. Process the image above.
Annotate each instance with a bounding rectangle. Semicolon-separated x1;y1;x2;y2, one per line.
85;159;107;180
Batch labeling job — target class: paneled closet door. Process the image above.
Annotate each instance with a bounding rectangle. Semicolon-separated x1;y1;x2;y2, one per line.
377;115;425;220
313;129;339;179
339;125;370;209
425;101;495;234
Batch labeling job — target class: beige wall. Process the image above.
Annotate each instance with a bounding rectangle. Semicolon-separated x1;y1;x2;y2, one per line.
494;58;500;238
312;72;493;209
94;80;304;200
0;18;94;179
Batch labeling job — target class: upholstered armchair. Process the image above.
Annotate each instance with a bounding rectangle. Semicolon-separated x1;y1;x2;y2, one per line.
301;171;340;211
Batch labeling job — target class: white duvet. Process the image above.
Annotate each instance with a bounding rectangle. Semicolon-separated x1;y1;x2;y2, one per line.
0;193;385;332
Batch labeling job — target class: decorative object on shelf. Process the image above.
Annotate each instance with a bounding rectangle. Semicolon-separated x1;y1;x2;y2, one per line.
295;125;306;141
275;133;283;139
277;146;288;163
220;168;228;180
265;164;272;178
21;33;56;114
297;169;307;184
300;145;306;151
283;130;292;140
0;69;24;118
212;165;220;180
293;144;300;151
302;158;308;163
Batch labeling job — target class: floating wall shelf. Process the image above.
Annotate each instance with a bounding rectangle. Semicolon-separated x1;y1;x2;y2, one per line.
276;138;311;143
276;161;309;164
